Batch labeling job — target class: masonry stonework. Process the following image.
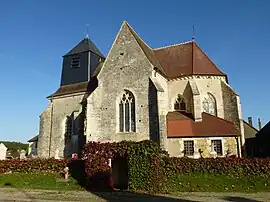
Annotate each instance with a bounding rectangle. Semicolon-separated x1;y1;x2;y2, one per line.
167;137;238;158
36;21;244;158
86;23;157;143
38;94;85;158
37;105;52;158
221;81;245;156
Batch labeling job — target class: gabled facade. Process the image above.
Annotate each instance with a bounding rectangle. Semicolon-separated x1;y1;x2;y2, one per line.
37;21;245;158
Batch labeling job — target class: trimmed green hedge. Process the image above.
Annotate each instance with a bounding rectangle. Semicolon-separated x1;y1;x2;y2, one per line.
81;140;270;192
2;140;270;192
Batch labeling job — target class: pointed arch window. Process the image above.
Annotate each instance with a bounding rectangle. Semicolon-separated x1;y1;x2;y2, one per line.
174;94;186;111
202;93;217;116
119;90;136;132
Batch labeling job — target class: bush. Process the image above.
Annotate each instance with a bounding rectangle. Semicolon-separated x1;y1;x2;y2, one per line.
81;140;270;192
2;140;270;193
81;140;168;192
163;157;270;177
0;158;69;174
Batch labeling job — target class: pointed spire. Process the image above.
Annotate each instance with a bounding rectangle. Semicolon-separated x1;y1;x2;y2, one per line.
85;24;89;39
192;25;195;41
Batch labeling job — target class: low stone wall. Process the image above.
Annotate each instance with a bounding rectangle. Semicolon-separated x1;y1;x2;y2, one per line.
167;136;238;158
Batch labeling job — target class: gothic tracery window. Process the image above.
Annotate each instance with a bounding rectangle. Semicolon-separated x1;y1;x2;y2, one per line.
202;93;217;116
119;90;136;132
174;94;186;111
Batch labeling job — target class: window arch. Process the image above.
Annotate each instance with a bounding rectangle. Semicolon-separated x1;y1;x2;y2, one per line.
202;93;217;116
174;94;186;111
119;90;136;132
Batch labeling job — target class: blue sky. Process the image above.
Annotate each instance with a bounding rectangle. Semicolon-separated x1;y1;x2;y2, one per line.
0;0;269;142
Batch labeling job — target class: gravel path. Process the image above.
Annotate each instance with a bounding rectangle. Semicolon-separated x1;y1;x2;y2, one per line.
1;188;270;202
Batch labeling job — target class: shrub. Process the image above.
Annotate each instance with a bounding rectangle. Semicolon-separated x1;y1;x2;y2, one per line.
81;140;270;192
2;140;270;193
0;158;69;174
81;140;168;192
163;157;270;177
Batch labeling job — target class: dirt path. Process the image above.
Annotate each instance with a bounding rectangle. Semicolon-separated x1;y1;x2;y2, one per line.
1;188;270;202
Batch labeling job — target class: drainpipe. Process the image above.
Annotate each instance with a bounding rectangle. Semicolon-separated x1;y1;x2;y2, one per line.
48;100;54;157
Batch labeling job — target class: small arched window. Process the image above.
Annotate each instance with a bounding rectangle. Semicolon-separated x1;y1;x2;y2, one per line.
174;94;186;111
202;93;217;116
119;90;136;132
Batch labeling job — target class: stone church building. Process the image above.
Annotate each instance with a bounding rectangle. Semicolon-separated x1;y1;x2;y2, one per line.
37;21;245;159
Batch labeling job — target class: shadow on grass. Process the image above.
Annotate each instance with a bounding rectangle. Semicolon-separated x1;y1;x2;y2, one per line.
92;191;198;202
68;160;198;202
222;196;263;202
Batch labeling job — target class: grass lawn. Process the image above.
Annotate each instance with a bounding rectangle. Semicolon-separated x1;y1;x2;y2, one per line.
1;173;270;193
168;173;270;192
0;173;84;190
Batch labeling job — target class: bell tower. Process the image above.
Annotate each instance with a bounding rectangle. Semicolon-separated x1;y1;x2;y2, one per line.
60;36;105;86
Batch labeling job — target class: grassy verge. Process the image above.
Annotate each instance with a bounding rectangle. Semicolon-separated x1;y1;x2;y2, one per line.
1;173;270;192
167;173;270;192
0;173;84;190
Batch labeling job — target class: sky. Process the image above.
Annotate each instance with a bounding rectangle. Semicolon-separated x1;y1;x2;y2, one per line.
0;0;269;143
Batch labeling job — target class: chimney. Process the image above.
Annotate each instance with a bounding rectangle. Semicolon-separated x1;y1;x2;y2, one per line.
258;118;262;130
248;117;253;126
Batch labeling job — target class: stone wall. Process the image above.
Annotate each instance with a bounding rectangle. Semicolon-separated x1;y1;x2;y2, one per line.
86;22;156;143
38;93;85;158
221;82;239;128
167;136;238;158
37;104;52;158
151;71;169;150
167;76;226;119
221;81;245;156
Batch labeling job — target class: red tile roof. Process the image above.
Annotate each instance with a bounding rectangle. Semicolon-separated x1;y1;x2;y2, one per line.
154;42;226;79
167;111;237;137
123;22;226;79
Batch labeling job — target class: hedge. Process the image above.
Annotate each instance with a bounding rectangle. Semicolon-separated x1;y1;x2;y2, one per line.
2;140;270;192
81;140;270;192
0;158;69;174
163;157;270;177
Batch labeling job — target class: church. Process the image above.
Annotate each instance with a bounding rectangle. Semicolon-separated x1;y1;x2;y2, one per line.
37;21;245;159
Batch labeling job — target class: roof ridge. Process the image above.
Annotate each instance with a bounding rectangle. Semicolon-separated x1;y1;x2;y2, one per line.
153;40;193;50
202;112;235;125
124;21;167;76
124;21;153;50
242;120;259;132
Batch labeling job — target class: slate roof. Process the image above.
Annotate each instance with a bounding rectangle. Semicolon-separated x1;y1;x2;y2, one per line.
48;82;89;98
167;111;237;137
64;37;105;58
92;61;104;77
52;21;227;97
28;135;39;142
